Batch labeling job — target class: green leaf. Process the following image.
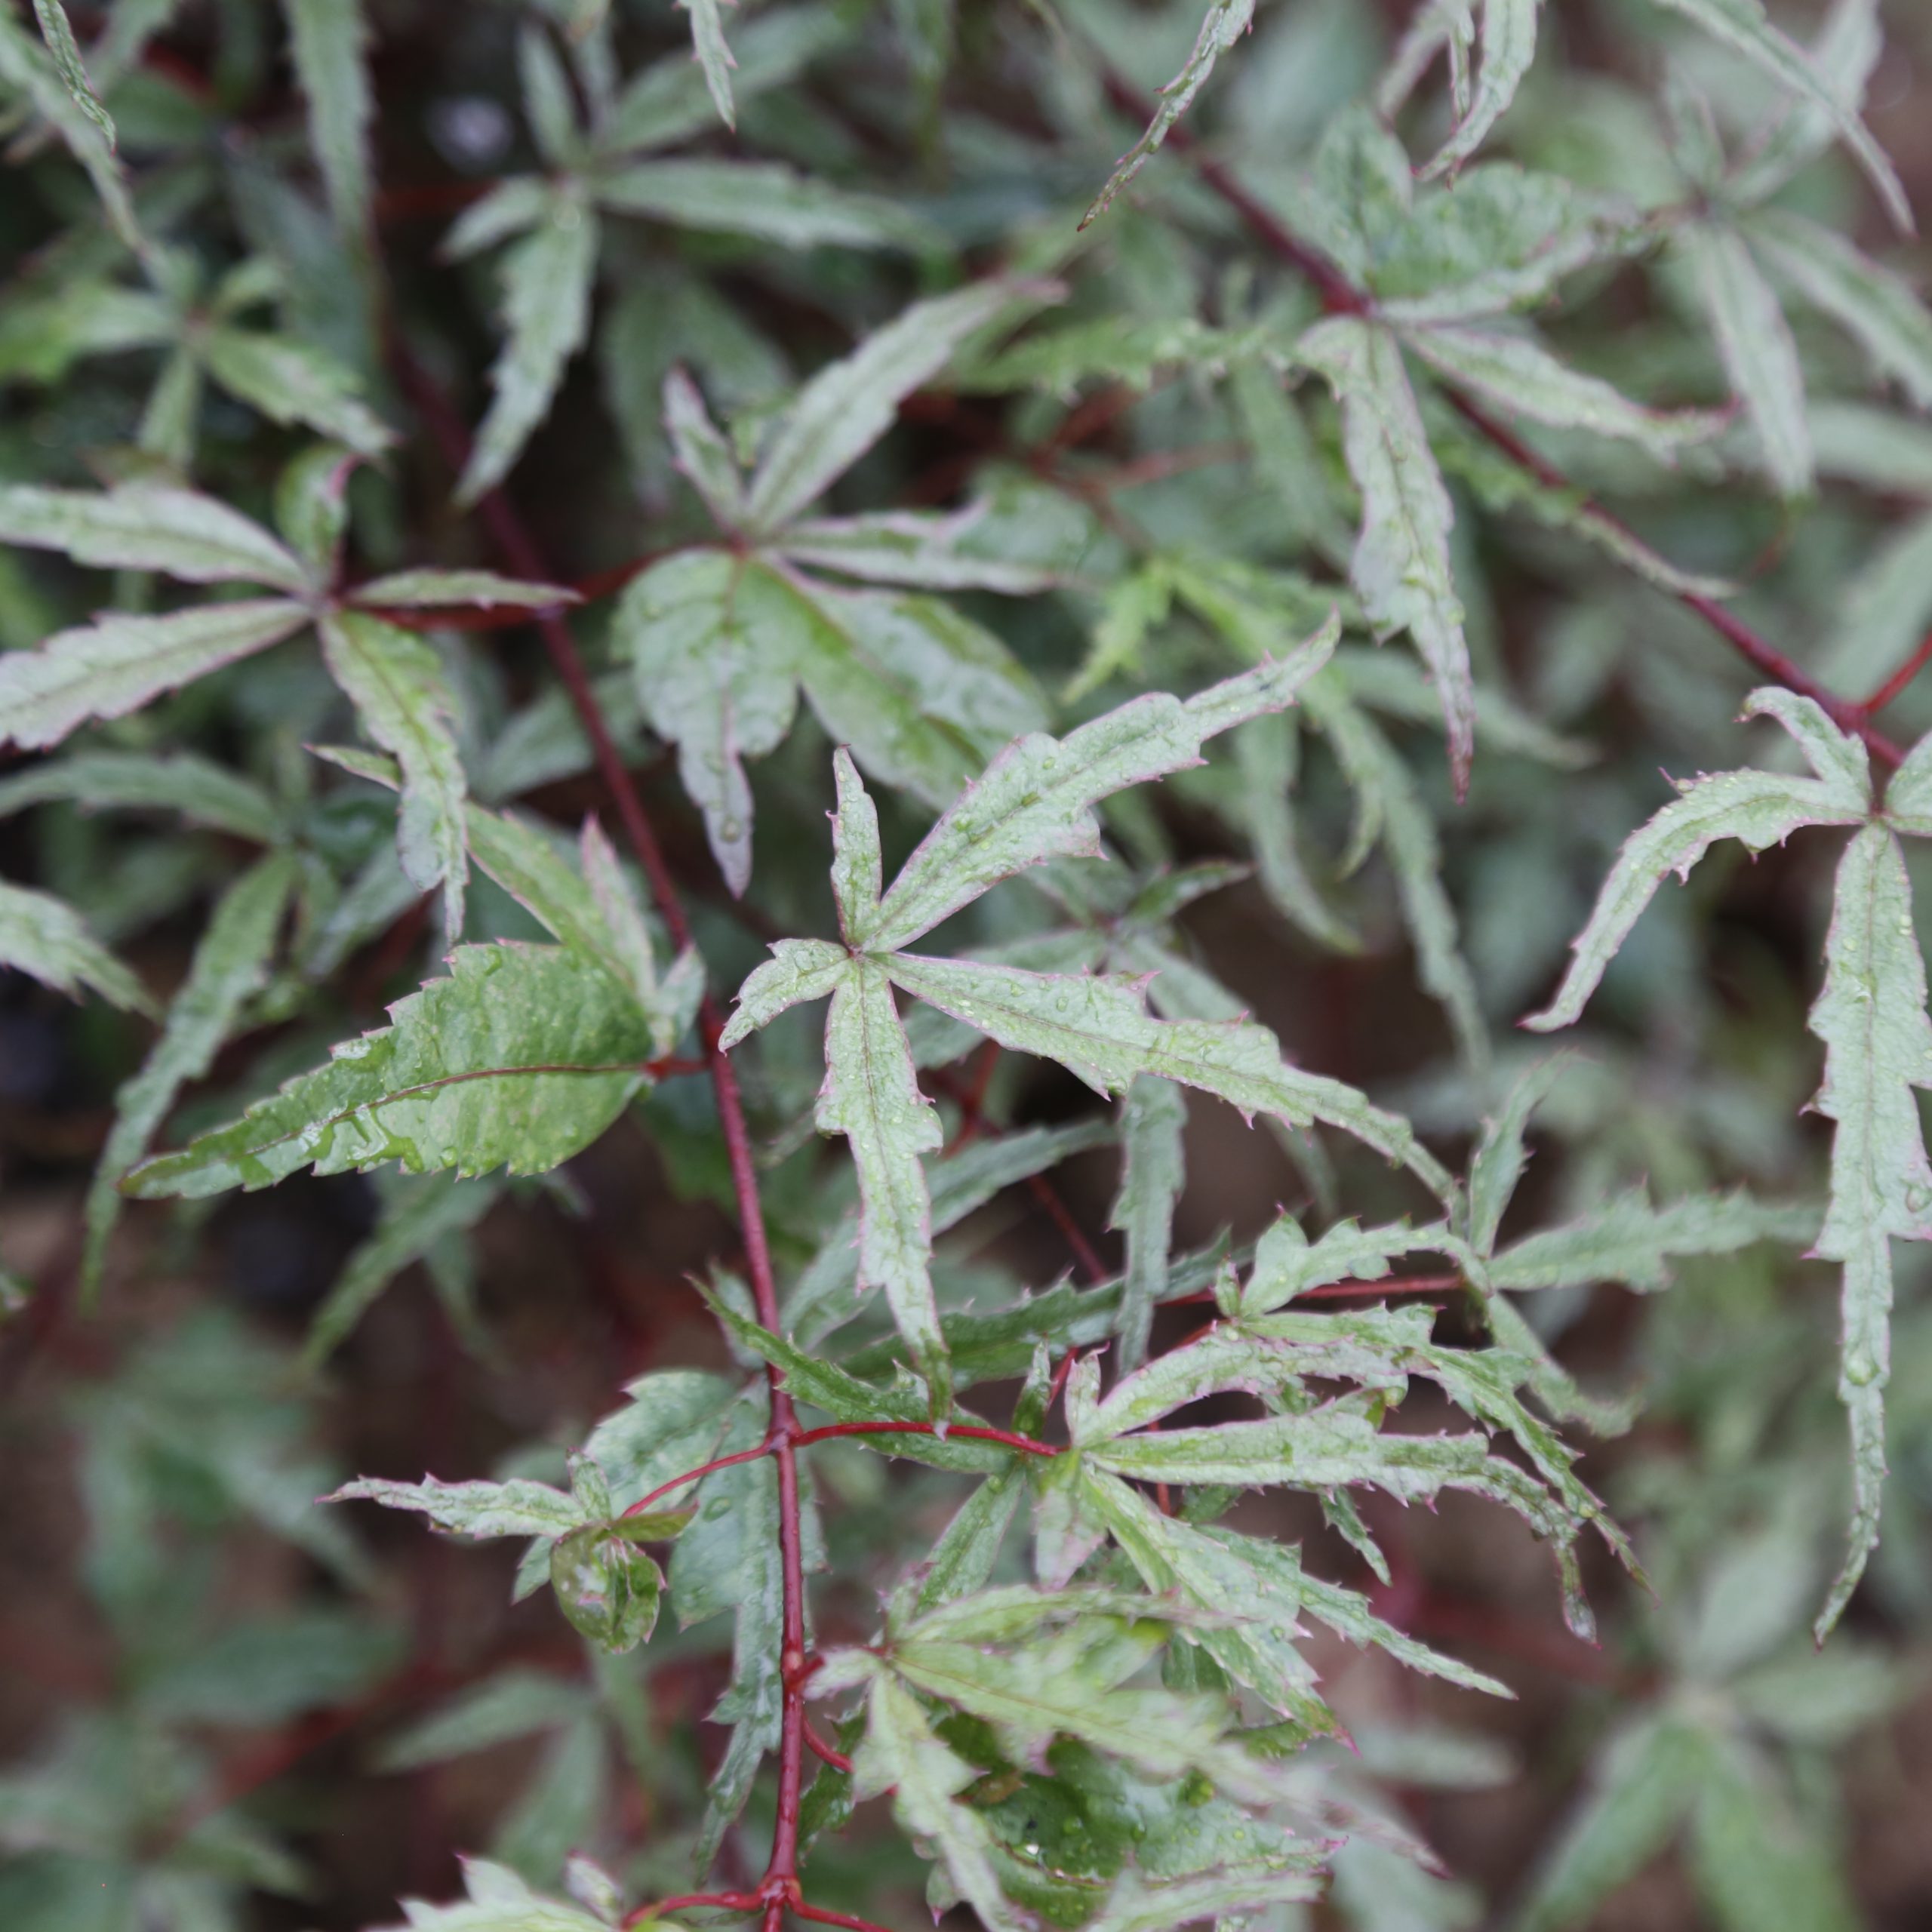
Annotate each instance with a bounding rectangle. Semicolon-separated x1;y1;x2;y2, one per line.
721;937;850;1046
1688;1733;1861;1932
596;158;923;251
1653;0;1912;233
0;877;152;1014
377;1672;592;1773
1296;318;1473;792
126;942;663;1196
518;21;580;169
851;1670;1026;1932
607;5;843;152
774;508;1063;593
457;195;600;506
1467;1054;1572;1256
0;751;279;839
1403;322;1722;460
319;611;469;934
883;953;1454;1203
31;0;113;151
865;634;1336;952
743;280;1042;535
0;481;310;589
678;0;737;130
1510;1718;1709;1932
614;549;1042;894
305;1171;502;1367
1081;0;1256;227
371;1855;614;1932
1485;1185;1817;1291
1746;208;1932;412
660;368;744;527
202;327;392;454
1524;691;1870;1031
0;8;141;254
284;0;375;241
817;955;949;1414
463;804;698;1054
1109;1074;1185;1374
966;315;1271;401
85;853;296;1296
1240;1211;1429;1315
328;1474;588;1540
1682;222;1813;498
549;1527;663;1654
353;568;577;610
1419;0;1542;180
1808;820;1932;1637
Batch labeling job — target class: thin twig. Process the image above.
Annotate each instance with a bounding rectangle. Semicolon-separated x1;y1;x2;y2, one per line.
1091;65;1906;771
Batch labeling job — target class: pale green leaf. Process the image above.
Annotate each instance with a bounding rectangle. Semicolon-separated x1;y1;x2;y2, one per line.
0;751;278;839
1109;1072;1185;1374
774;508;1063;593
353;568;578;610
1818;509;1932;697
720;938;850;1048
884;952;1454;1202
0;598;310;751
441;177;553;261
1419;0;1542;180
743;280;1041;534
202;327;393;454
1683;222;1813;497
126;942;662;1196
1747;208;1932;412
817;957;949;1413
1808;821;1932;1635
1652;0;1912;232
518;21;580;169
595;159;922;251
371;1856;614;1932
0;877;152;1014
1725;0;1882;208
85;854;296;1295
1082;0;1256;228
328;1474;587;1540
284;0;374;239
964;315;1271;400
853;1672;1026;1932
0;482;310;589
31;0;113;150
661;368;744;527
606;6;844;153
1467;1054;1572;1255
320;611;469;934
678;0;737;130
1403;322;1722;460
866;632;1337;952
1232;712;1361;952
1524;692;1869;1030
1296;317;1473;792
830;746;883;943
0;9;141;254
1485;1185;1817;1291
1241;1211;1428;1315
457;198;600;506
611;549;799;894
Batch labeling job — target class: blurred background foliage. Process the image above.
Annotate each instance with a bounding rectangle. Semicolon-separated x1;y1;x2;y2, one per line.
2;1;1932;1929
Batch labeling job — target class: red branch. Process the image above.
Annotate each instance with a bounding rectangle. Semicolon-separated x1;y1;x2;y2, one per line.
1094;68;1907;771
392;347;811;1932
1862;630;1932;716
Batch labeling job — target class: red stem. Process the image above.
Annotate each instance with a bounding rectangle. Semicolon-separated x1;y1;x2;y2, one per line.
622;1893;759;1927
1861;631;1932;716
1093;66;1906;771
803;1721;854;1774
391;345;811;1929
